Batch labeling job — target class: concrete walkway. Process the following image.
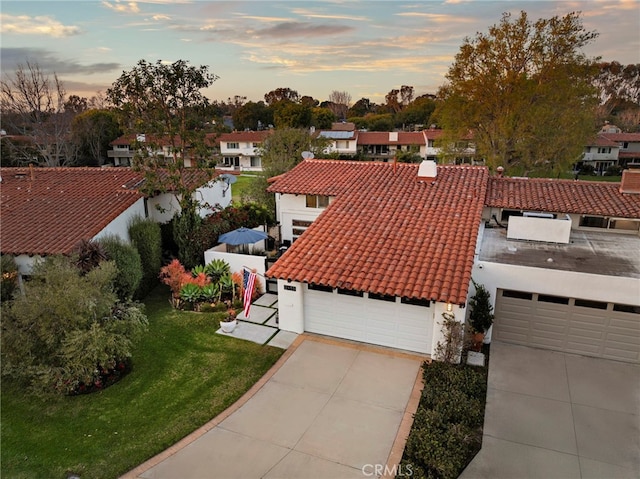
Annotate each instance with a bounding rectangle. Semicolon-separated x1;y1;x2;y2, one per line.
122;335;425;479
461;341;640;479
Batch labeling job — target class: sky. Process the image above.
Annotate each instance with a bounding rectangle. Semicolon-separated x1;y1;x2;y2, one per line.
1;0;639;105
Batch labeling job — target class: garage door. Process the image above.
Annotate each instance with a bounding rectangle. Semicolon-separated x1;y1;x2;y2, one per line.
494;289;640;363
303;286;432;354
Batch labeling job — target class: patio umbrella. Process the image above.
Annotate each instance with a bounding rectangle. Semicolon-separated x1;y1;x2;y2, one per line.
218;227;268;246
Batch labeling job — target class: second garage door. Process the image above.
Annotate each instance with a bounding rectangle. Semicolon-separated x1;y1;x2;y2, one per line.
494;289;640;363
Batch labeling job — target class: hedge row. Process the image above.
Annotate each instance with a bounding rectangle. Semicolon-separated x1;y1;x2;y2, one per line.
400;361;488;479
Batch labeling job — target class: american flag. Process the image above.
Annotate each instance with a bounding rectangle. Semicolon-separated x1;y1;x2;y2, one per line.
243;269;257;318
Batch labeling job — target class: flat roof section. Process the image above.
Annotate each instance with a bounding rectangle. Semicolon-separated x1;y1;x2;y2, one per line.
478;228;640;279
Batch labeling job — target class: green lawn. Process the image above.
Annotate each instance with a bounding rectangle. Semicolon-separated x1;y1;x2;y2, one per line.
1;286;283;479
232;174;259;202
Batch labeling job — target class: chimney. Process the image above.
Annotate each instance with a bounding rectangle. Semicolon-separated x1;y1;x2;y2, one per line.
620;169;640;194
389;131;398;142
417;160;437;182
496;166;504;178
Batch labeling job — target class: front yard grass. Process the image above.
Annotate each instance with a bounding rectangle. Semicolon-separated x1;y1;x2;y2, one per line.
0;285;284;479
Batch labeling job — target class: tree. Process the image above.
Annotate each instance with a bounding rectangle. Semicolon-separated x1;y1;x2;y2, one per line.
106;59;219;213
1;256;147;395
396;95;437;129
400;85;414;107
435;11;599;175
384;89;401;113
593;62;640;128
348;97;376;118
71;109;122;166
264;87;299;106
232;101;273;131
0;61;78;166
273;101;312;128
244;129;330;211
327;90;352;120
311;107;336;129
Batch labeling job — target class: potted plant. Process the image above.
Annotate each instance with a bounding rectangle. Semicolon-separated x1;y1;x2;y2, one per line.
468;281;494;351
219;302;238;333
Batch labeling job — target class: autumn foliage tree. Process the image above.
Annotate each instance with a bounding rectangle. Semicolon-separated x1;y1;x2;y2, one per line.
435;11;600;175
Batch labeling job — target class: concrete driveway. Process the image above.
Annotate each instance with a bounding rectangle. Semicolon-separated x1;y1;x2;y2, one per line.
462;341;640;479
123;335;424;479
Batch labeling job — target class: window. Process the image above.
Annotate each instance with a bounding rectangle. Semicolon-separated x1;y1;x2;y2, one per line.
227;142;239;149
502;290;533;300
401;297;431;307
538;294;569;305
337;288;363;297
292;228;306;236
579;216;608;228
622;142;629;149
613;304;640;314
597;147;611;154
368;292;395;302
252;142;259;148
308;283;333;293
574;299;607;310
305;195;330;208
250;157;261;167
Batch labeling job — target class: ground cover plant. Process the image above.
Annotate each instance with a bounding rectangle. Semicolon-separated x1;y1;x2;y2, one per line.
400;359;488;479
0;285;283;479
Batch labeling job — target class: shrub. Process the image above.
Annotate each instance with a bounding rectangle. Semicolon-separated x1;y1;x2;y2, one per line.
468;281;494;334
401;361;487;479
129;216;162;299
1;256;148;395
100;235;143;301
1;254;19;302
159;259;192;301
73;238;107;275
173;209;203;270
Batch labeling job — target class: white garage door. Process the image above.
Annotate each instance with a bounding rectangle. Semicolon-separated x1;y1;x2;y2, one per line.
303;286;433;354
494;289;640;363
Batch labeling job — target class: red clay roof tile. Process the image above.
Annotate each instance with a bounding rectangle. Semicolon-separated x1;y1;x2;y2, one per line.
267;160;489;305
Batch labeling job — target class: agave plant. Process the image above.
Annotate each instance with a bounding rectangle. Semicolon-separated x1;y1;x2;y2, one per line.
191;264;207;276
200;282;220;303
179;283;202;306
204;259;230;283
219;273;236;302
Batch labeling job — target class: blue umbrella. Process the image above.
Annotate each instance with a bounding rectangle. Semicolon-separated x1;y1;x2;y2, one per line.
218;227;268;246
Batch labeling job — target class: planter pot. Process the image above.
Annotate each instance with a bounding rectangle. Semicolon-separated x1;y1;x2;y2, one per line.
472;332;485;352
220;319;237;333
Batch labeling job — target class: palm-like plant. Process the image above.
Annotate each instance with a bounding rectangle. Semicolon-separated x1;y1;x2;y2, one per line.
219;273;236;302
200;283;220;303
204;259;230;283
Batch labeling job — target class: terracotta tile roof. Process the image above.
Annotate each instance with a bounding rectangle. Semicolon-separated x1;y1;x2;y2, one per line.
331;122;356;131
267;161;489;305
357;131;426;145
0;167;218;256
1;167;143;256
586;134;620;147
218;131;272;143
486;176;640;218
601;132;640;142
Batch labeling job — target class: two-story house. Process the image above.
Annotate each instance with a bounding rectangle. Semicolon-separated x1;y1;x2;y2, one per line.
216;131;272;171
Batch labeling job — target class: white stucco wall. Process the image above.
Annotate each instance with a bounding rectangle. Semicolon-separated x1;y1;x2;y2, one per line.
93;198;147;243
147;180;232;223
472;261;640;308
276;280;305;333
277;193;329;242
203;249;267;292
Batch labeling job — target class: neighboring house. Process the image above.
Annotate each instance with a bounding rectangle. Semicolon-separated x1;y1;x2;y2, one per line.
356;131;428;161
579;134;620;174
0;167;230;274
599;124;640;167
108;133;220;168
316;129;359;157
216;131;272;171
266;159;640;362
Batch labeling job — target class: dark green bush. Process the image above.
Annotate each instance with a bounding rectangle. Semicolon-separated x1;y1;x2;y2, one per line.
99;235;143;301
401;361;487;479
128;216;162;299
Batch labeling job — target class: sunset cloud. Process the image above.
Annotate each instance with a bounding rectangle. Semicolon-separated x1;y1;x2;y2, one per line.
0;14;82;37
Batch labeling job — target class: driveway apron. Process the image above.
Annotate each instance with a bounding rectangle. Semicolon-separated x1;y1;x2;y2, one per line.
461;341;640;479
123;335;424;479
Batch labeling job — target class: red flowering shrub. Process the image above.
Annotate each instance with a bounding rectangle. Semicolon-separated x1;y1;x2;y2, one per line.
159;259;191;298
